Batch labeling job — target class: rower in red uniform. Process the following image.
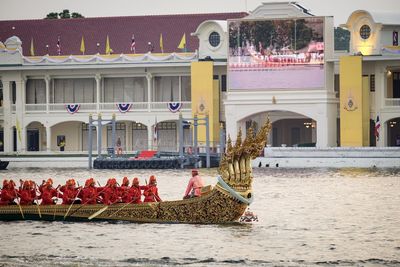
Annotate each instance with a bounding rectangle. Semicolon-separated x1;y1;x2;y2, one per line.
130;177;143;204
143;175;162;202
0;180;17;205
18;180;35;205
119;177;132;203
59;179;81;205
80;178;98;204
40;180;59;205
101;178;121;205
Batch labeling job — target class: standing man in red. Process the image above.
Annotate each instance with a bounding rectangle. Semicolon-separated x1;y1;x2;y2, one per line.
143;175;162;202
183;169;204;199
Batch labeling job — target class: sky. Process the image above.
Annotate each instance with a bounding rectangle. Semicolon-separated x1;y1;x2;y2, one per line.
0;0;398;26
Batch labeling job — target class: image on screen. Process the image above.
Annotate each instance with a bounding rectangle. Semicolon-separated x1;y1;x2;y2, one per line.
228;17;324;90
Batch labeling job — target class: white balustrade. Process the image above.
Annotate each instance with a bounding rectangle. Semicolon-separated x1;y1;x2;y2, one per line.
25;104;47;112
23;101;192;114
385;98;400;107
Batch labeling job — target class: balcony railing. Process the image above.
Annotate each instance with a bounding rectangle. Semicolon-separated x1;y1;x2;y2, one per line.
23;102;192;114
385;98;400;107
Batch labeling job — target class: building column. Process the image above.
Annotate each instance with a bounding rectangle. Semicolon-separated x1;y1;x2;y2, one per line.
46;125;52;152
146;73;152;111
2;80;12;153
95;74;101;112
16;79;26;152
126;122;132;152
45;75;50;113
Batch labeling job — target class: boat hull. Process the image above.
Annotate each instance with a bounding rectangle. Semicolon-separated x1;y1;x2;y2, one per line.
0;185;248;224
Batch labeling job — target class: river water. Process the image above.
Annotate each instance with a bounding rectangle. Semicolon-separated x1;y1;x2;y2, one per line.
0;167;399;267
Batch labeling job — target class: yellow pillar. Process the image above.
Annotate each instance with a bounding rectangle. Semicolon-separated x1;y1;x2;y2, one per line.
339;56;369;146
190;62;220;147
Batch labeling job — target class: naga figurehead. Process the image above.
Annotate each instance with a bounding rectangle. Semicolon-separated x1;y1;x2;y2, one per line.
218;119;271;191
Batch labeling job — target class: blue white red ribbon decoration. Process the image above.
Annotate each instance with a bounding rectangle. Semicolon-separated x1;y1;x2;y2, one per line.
66;104;80;114
116;103;132;113
167;102;182;113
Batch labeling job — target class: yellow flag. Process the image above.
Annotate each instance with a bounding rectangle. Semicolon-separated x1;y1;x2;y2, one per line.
30;38;35;56
177;33;186;50
16;118;22;142
105;35;113;55
160;33;164;53
80;36;85;54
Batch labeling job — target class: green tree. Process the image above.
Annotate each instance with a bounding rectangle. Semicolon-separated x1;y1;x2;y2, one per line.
45;12;59;19
45;9;84;19
59;9;71;19
334;27;350;51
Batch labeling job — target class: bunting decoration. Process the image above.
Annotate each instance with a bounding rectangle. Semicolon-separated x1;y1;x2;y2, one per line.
167;102;182;113
66;104;80;114
382;45;400;55
23;52;196;64
116;103;132;113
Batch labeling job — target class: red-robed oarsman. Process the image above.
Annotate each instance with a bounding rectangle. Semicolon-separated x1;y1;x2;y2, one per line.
143;175;162;202
40;182;59;205
119;177;132;203
18;180;35;205
101;178;121;205
0;180;17;205
59;179;80;205
80;178;98;204
130;177;143;204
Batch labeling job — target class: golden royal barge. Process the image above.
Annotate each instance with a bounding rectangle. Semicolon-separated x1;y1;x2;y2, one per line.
0;122;270;224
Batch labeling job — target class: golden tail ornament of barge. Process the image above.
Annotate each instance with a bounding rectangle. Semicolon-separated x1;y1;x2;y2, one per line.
0;121;271;223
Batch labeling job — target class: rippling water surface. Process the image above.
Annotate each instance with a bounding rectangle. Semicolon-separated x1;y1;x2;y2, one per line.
0;167;400;267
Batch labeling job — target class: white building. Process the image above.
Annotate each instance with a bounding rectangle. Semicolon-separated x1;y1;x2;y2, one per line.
0;2;399;156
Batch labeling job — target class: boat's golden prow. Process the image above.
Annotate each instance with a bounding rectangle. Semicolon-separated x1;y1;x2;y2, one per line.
218;119;271;191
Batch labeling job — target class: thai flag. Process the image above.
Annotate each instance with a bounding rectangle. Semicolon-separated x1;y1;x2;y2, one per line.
153;118;158;144
130;34;136;53
375;115;381;141
56;36;61;55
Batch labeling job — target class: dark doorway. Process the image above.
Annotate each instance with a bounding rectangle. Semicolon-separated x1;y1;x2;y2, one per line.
291;127;300;146
0;130;3;152
13;128;16;152
27;129;40;151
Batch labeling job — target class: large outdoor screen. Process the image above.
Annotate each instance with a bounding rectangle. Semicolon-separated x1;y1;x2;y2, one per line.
228;17;324;90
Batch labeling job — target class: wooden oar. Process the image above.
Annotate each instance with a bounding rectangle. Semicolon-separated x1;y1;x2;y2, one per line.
88;206;108;220
63;187;82;220
88;197;121;220
14;189;25;219
67;185;108;218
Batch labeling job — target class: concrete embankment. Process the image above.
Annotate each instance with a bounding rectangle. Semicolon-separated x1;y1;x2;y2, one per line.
254;147;400;168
